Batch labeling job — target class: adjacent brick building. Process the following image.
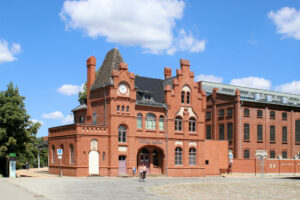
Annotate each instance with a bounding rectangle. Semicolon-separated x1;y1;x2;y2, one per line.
48;48;228;177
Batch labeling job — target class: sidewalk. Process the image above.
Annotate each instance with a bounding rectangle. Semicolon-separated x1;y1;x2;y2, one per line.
16;167;58;178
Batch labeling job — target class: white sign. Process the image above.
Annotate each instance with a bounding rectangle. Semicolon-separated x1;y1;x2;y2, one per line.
57;149;63;156
58;155;62;159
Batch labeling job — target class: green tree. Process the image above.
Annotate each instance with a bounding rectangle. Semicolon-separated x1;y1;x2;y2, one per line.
78;82;87;104
0;82;41;173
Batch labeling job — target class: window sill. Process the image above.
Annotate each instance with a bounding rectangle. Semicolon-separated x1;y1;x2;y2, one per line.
269;141;276;144
159;130;165;133
282;142;288;144
243;140;250;142
257;116;263;119
175;132;184;135
118;143;128;146
270;117;275;120
295;142;300;145
244;115;250;117
145;129;156;132
257;140;263;143
189;132;197;135
137;129;143;132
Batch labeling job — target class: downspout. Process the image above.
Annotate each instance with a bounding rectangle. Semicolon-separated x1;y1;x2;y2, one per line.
165;105;168;176
104;85;107;125
239;100;243;158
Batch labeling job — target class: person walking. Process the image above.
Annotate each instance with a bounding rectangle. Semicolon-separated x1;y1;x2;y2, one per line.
139;163;147;182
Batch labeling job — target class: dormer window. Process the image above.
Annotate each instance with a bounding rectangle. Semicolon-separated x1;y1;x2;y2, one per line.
143;94;152;101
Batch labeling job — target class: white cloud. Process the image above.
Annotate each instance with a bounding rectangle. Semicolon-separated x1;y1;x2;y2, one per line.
275;81;300;94
42;111;64;120
31;119;44;125
167;29;206;55
0;40;21;64
62;115;74;124
230;77;271;90
268;7;300;40
195;74;223;83
57;84;83;96
60;0;205;54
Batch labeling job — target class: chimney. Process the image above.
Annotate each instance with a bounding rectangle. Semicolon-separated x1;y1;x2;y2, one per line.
86;56;96;93
86;56;96;120
180;59;190;69
164;67;172;79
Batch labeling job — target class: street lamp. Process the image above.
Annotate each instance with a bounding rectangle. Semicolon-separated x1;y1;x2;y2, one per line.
255;150;268;178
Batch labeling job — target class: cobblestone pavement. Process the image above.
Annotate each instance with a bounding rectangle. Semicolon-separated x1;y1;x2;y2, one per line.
4;176;300;200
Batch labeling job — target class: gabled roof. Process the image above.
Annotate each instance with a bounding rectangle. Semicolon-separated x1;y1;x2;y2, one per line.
91;48;124;91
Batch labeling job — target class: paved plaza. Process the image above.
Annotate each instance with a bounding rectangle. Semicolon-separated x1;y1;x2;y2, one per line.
0;174;299;200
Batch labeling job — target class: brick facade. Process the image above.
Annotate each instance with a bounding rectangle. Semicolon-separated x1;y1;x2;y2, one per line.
48;48;228;177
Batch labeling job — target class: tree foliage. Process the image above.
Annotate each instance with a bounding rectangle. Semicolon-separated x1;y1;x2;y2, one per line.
0;82;41;169
78;82;87;105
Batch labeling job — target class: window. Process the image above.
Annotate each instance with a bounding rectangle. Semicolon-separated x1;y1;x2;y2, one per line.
159;116;164;131
92;112;97;124
243;149;250;159
227;123;233;141
118;125;126;142
189;148;196;165
121;105;124;112
282;151;287;159
70;144;74;164
79;116;85;123
257;124;263;142
270;151;276;158
186;92;190;104
175;116;182;131
126;106;129;112
270;111;275;119
206;111;211;120
227;108;232;117
282;112;287;120
296;120;300;143
244;123;250;141
52;145;55;164
137;113;143;129
146;113;156;130
257;110;263;118
270;125;276;142
189;118;196;132
219;110;224;118
206;125;211;139
102;152;105;161
181;91;185;103
219;124;224;140
282;126;287;143
153;150;159;166
244;108;250;117
117;105;120;112
175;147;182;165
91;139;98;150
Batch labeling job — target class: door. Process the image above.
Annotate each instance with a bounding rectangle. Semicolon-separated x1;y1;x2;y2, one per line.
89;151;99;175
119;156;127;175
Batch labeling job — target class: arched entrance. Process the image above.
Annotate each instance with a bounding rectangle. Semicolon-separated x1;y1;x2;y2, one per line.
89;151;99;175
137;146;164;175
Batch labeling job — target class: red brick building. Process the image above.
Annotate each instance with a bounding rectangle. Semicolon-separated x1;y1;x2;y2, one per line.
201;81;300;161
48;48;228;177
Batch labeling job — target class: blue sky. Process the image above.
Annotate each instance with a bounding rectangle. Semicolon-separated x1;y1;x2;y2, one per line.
1;0;300;137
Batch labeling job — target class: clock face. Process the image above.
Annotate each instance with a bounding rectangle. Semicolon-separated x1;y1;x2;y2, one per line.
118;84;128;94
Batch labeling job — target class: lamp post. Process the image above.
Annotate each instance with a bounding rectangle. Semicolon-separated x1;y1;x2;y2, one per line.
255;150;268;178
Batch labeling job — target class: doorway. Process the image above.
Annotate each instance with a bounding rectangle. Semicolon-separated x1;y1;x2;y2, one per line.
119;156;127;175
89;151;99;175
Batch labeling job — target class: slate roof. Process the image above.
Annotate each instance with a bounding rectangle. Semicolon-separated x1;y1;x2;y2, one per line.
71;104;87;112
91;48;124;91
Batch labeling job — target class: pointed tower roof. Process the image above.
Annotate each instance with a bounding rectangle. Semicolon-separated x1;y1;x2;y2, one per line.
91;48;124;90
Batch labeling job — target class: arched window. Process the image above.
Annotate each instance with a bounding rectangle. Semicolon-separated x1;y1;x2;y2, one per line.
137;113;143;129
91;139;98;150
282;126;287;143
159;116;164;131
244;108;250;116
189;148;196;165
244;123;250;141
175;147;182;165
52;145;55;164
70;144;74;164
181;91;185;103
257;124;263;142
189;117;196;132
270;125;276;142
186;92;190;104
175;116;182;131
146;113;156;130
270;111;275;119
118;125;127;142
